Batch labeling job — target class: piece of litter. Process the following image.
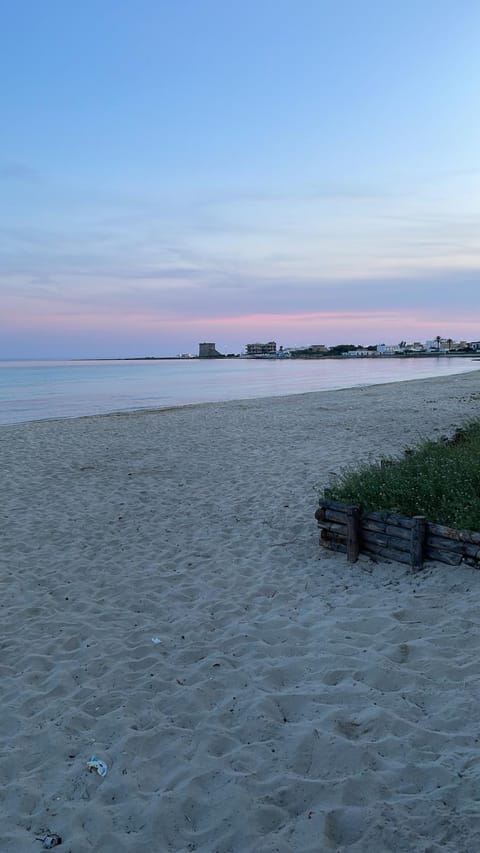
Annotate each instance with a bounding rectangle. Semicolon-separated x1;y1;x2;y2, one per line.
87;756;108;777
40;835;62;849
151;637;162;644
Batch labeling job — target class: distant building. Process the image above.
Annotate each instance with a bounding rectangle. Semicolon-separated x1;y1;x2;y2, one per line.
245;341;277;356
198;342;223;358
376;344;405;354
425;340;447;353
307;344;329;354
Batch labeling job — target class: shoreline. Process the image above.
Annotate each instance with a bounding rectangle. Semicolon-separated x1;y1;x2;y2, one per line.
3;369;480;852
3;365;480;429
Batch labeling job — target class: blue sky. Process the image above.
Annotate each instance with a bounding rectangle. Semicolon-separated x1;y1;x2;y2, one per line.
1;0;479;356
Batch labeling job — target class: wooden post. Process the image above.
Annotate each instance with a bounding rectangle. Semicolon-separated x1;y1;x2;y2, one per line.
410;516;426;570
346;506;361;562
315;506;326;523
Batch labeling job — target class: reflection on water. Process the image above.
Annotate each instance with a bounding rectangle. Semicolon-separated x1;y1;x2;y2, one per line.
0;357;478;425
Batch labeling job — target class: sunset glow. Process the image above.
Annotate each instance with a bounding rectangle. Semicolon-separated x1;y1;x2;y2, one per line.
1;2;479;357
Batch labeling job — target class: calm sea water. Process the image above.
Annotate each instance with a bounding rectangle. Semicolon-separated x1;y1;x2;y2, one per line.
0;357;479;425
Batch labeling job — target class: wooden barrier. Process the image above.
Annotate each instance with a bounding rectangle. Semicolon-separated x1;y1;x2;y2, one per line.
315;499;480;570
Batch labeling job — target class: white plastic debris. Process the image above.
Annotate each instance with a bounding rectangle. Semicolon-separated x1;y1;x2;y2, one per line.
87;756;108;777
41;835;62;849
151;637;162;644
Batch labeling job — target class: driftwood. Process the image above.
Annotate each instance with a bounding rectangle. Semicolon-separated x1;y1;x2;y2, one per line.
316;498;480;570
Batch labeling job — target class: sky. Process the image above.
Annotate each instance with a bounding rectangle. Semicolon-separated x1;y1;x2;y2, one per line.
1;0;480;357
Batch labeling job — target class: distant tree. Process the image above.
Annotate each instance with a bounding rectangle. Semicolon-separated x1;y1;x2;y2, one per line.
435;335;441;352
328;344;359;355
290;347;327;359
447;338;453;351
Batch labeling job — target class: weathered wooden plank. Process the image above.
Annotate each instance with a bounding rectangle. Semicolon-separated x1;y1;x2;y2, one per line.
425;545;463;566
362;519;412;541
426;533;466;555
320;501;416;529
427;521;480;546
363;509;415;529
317;520;347;536
362;529;411;553
361;541;412;566
324;507;349;524
426;535;480;561
462;543;480;561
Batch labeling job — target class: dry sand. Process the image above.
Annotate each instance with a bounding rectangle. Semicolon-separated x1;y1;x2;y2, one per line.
2;370;480;853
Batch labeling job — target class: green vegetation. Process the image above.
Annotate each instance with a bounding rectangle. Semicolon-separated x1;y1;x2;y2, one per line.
325;420;480;531
327;344;361;355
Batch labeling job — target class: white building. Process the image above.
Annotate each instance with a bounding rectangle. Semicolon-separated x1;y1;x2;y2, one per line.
344;349;378;357
376;344;405;354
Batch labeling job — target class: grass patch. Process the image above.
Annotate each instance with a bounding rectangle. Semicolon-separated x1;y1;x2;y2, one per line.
325;421;480;531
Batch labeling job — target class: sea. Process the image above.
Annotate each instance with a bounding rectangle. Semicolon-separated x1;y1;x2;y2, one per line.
0;357;479;426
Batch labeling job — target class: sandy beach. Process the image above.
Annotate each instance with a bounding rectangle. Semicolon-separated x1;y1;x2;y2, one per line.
3;370;480;853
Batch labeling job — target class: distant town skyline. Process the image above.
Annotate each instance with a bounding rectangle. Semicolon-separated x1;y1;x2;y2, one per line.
1;1;480;358
195;335;479;360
